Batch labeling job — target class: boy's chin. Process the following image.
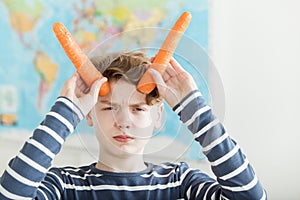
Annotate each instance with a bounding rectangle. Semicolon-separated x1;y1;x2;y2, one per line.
112;144;145;156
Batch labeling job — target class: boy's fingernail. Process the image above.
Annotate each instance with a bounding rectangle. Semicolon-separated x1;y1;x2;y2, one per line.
148;69;155;74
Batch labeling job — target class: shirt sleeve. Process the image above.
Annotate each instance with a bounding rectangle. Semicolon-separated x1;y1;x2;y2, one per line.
173;90;267;200
0;97;84;200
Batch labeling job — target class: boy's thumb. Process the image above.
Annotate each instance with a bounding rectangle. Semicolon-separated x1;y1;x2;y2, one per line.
148;69;166;90
90;77;108;99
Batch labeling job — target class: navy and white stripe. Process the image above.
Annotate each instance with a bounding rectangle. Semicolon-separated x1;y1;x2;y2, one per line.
0;91;266;199
174;90;267;199
0;97;81;199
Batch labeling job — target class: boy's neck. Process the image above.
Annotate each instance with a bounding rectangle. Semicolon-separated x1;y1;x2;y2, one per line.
96;154;147;173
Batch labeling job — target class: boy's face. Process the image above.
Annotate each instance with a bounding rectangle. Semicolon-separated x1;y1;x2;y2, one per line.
86;79;163;156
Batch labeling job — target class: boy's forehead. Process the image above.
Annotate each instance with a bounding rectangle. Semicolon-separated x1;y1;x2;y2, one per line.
99;79;147;104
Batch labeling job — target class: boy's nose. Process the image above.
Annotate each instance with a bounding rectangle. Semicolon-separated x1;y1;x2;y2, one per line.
114;109;132;129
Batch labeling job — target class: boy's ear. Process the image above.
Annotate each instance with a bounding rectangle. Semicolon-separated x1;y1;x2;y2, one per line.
154;103;164;129
86;111;93;127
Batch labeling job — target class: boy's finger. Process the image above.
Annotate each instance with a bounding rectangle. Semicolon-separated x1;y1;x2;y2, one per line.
69;73;78;84
170;57;187;73
164;63;177;77
89;77;108;100
60;73;78;96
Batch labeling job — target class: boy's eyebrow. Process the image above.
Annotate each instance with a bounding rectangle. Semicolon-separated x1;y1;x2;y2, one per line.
99;100;110;103
99;100;148;107
99;100;114;105
129;102;149;107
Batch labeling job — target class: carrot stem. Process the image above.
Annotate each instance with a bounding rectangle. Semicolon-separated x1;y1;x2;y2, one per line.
137;11;192;94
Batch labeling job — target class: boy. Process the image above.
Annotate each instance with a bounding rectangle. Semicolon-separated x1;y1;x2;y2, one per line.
0;51;266;199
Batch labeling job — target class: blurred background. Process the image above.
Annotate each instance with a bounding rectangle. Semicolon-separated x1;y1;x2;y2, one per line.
0;0;300;199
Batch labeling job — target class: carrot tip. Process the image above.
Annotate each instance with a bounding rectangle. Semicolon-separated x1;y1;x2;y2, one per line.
99;81;110;96
137;83;156;94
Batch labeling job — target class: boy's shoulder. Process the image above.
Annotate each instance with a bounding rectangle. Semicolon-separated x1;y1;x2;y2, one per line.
48;163;96;177
154;161;190;169
148;161;192;175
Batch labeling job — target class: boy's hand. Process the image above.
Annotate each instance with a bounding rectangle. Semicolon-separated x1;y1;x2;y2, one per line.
149;58;198;108
59;72;107;115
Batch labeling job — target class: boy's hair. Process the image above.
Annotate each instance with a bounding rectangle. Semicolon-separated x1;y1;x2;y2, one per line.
90;51;161;105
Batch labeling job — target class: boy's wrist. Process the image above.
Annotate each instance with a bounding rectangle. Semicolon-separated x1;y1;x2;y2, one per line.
172;89;201;110
54;96;85;127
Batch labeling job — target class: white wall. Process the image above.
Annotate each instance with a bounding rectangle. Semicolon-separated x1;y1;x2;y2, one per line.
209;0;300;199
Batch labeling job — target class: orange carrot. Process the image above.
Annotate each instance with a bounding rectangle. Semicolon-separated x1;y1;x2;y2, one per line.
137;11;192;94
52;22;110;96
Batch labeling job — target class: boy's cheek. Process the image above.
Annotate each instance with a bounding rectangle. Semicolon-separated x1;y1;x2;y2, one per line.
131;114;154;129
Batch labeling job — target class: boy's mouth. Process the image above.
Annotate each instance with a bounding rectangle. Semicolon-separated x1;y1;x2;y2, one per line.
113;135;134;143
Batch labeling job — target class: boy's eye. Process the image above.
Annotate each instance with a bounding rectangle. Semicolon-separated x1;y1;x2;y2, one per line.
102;107;114;111
132;107;145;112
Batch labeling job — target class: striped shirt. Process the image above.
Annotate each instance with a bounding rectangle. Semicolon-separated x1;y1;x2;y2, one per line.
0;91;267;199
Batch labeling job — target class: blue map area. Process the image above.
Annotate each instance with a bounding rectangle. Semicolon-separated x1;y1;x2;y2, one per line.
0;0;209;160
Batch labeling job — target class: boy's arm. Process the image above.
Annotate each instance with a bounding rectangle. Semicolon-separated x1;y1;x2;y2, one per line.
149;58;266;199
0;97;82;199
0;73;106;199
173;90;267;199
